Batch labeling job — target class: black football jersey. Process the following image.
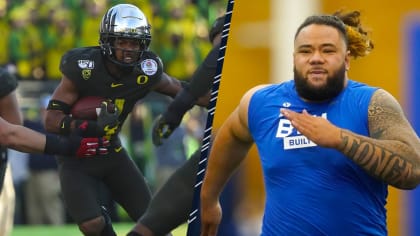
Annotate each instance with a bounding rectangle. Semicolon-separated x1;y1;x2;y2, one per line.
60;46;164;123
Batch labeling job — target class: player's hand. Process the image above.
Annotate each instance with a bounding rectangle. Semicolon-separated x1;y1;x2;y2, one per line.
96;101;119;137
151;89;197;146
280;108;342;148
75;101;119;137
45;133;111;157
151;114;181;146
69;135;111;158
200;200;222;236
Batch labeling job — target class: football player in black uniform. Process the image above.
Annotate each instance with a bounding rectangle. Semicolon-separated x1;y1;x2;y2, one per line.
127;15;225;236
44;4;207;236
0;67;112;194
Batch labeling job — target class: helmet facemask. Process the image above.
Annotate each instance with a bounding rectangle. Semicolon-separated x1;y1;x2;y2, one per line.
99;4;152;69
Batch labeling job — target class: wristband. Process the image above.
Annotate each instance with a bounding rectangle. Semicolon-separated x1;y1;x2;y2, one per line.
44;134;71;156
47;99;71;114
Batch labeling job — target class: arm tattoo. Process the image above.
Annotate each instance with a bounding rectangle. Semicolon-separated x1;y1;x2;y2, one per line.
339;130;413;187
337;89;420;188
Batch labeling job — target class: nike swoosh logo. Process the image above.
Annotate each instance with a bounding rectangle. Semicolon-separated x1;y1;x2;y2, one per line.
114;146;123;152
111;83;123;88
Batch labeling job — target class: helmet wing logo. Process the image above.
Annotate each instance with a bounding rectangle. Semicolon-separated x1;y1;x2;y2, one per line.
140;59;158;76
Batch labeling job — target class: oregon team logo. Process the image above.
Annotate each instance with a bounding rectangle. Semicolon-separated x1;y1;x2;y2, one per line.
140;59;158;76
82;69;91;80
137;75;149;85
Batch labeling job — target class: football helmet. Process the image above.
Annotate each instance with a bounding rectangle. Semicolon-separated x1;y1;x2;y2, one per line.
99;4;151;67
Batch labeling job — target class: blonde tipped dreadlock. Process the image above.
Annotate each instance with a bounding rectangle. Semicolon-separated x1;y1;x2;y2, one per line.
333;10;374;58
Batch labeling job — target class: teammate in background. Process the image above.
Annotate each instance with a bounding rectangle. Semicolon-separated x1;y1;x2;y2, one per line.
200;11;420;236
44;4;207;236
0;65;22;236
127;15;226;236
0;67;22;194
0;68;111;236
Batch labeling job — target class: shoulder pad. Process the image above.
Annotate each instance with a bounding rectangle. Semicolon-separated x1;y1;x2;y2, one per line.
60;47;100;80
0;68;18;98
137;50;163;77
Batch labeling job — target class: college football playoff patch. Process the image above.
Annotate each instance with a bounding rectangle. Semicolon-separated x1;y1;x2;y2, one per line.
140;59;158;76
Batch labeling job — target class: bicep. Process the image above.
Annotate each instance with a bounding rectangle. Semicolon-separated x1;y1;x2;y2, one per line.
50;75;79;104
228;108;253;144
45;76;79;132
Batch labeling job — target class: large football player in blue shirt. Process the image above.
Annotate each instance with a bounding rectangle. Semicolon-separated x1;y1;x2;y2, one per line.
201;10;420;236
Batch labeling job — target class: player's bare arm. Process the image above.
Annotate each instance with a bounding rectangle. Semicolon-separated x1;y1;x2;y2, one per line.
201;86;263;236
152;72;183;97
0;91;22;125
282;89;420;189
44;75;79;134
0;115;108;157
0;117;47;153
202;85;263;199
153;73;210;107
339;89;420;189
45;75;119;140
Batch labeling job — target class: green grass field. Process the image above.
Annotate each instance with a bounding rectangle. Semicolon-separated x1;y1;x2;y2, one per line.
11;223;188;236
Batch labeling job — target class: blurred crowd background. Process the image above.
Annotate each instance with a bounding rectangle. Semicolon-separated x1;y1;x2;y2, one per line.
1;0;226;80
2;0;228;228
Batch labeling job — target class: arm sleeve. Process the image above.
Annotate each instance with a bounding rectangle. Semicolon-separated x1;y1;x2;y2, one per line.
187;44;219;98
162;44;220;120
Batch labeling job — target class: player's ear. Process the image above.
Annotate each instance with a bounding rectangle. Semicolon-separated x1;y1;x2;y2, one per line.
345;50;350;71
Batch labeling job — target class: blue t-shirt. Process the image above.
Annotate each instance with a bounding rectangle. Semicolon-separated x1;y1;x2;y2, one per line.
248;80;387;236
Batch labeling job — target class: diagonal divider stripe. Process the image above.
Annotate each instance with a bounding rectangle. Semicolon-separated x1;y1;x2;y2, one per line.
186;1;235;235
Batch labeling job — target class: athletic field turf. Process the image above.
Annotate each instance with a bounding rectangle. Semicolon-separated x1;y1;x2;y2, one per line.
10;223;188;236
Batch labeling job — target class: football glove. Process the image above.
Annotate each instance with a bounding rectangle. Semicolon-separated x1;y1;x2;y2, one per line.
74;136;110;157
151;89;196;146
152;114;177;146
75;101;120;137
96;101;120;137
45;133;110;158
